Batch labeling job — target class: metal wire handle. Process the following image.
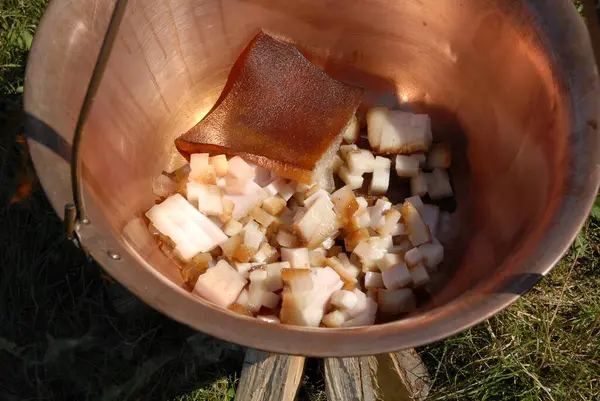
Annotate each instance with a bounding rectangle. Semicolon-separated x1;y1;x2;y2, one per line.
68;0;129;236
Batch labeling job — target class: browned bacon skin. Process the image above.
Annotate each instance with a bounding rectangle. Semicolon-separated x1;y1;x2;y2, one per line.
175;32;363;184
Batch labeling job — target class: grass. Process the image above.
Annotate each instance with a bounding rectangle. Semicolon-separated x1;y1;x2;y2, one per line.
174;377;236;401
0;1;599;400
0;0;46;95
421;219;600;400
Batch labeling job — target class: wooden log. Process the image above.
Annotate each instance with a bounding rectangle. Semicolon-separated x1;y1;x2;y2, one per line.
324;357;376;401
324;350;430;401
235;349;306;401
368;350;431;401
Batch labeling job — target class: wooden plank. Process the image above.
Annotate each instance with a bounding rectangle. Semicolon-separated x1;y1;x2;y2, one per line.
235;349;305;401
324;350;430;401
368;350;431;401
324;357;376;401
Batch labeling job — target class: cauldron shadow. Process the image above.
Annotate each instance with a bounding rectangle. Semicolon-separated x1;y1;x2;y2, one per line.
0;112;243;401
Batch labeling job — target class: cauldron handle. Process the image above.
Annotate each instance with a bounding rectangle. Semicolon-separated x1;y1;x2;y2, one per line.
66;0;129;243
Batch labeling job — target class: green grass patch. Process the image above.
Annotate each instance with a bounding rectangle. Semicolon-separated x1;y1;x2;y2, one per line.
0;0;47;95
173;376;237;401
420;217;600;400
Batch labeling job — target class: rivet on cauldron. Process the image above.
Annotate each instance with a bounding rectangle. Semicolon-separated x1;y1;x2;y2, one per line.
107;251;121;261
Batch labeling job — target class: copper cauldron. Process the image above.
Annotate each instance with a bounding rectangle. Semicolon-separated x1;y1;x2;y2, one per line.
24;0;600;356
